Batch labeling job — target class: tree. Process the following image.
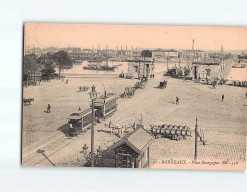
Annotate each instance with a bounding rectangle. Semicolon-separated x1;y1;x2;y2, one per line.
53;50;72;79
36;53;56;80
141;50;152;58
184;67;191;77
23;54;39;82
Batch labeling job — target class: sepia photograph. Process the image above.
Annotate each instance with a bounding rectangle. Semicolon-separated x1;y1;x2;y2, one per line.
22;23;247;170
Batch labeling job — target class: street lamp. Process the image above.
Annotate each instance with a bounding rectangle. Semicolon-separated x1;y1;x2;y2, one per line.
88;84;99;167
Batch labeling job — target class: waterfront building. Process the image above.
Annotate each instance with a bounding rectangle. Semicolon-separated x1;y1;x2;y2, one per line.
127;58;155;78
192;62;221;81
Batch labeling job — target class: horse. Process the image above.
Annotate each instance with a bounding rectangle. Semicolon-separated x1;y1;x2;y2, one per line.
23;98;34;105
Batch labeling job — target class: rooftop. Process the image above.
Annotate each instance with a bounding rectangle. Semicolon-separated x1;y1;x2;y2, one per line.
108;126;154;154
192;62;220;65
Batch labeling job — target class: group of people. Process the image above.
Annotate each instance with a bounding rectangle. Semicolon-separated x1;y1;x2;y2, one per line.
78;86;88;92
107;121;124;138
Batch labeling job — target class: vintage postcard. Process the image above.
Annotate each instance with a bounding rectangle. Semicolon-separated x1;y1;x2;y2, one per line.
22;23;247;170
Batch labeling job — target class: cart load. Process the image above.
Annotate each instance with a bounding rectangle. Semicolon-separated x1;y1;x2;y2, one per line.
150;124;192;141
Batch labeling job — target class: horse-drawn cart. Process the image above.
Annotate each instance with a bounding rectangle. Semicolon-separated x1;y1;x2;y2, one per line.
23;98;34;105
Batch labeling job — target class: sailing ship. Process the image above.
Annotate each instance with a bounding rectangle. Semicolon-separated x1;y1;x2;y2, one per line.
232;64;246;68
83;58;117;71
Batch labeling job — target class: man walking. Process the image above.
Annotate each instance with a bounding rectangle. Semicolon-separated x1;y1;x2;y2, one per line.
176;96;179;105
222;94;224;101
47;104;51;113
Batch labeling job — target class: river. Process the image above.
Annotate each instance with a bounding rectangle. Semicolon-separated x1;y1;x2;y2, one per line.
61;60;190;78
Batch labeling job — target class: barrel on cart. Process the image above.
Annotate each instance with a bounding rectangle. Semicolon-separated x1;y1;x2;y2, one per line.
151;124;192;141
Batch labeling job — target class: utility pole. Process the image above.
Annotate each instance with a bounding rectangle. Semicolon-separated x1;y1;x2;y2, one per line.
178;52;181;68
192;39;195;61
167;56;169;70
221;45;224;72
194;116;198;161
186;50;189;66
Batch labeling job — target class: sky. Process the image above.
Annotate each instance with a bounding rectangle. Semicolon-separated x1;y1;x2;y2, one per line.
24;23;247;51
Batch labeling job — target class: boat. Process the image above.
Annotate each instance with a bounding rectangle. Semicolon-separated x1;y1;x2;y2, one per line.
83;58;117;71
87;58;104;63
232;64;246;68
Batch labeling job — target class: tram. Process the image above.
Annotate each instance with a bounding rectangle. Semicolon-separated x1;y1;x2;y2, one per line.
67;108;97;137
92;93;118;118
66;93;118;137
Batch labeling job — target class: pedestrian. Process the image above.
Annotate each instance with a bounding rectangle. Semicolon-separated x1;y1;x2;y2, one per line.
212;81;216;88
176;96;179;105
79;86;81;91
222;94;224;101
78;107;81;111
245;92;247;98
133;122;136;130
47;104;51;113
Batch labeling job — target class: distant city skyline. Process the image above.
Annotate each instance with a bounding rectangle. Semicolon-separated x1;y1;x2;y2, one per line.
24;23;247;51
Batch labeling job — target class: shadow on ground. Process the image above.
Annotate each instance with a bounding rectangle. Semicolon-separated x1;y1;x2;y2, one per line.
81;148;116;167
57;123;69;135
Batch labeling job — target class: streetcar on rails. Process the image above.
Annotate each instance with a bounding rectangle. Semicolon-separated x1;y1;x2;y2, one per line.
92;92;118;118
67;108;97;137
66;93;118;137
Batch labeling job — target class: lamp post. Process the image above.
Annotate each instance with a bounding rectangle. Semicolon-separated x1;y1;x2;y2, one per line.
194;116;198;161
88;84;99;167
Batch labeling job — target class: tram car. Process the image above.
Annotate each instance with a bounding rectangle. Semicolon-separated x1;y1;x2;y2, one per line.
92;93;118;118
66;93;118;137
151;124;192;141
67;108;97;137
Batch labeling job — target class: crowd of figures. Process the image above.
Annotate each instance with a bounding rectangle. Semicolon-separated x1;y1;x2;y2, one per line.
78;86;89;92
104;120;147;137
122;76;148;98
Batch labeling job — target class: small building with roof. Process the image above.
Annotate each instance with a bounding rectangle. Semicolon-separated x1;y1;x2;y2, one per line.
192;62;221;81
108;126;154;168
127;58;155;78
